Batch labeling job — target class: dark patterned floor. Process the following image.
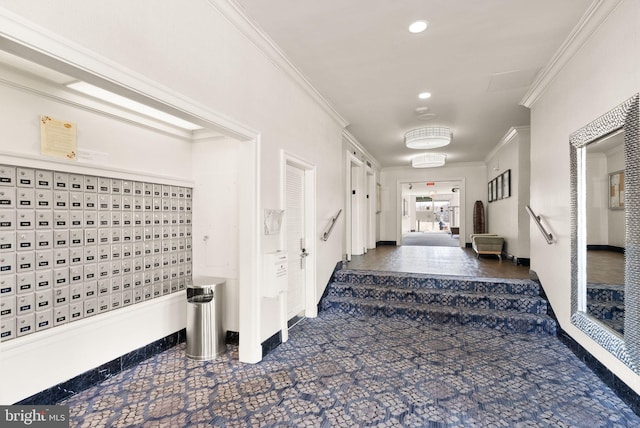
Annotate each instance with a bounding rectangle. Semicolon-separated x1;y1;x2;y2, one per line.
60;311;639;427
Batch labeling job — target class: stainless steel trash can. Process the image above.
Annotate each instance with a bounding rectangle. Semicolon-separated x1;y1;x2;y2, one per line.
186;277;225;361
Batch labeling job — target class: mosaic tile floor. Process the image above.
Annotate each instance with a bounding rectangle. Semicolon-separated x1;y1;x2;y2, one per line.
61;311;640;427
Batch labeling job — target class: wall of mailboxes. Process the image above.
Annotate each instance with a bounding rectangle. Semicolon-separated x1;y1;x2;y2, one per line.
0;164;193;341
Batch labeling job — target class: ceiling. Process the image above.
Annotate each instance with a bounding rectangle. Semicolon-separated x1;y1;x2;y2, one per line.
235;0;593;168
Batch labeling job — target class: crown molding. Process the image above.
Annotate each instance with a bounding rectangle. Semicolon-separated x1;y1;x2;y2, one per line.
0;6;259;142
342;129;381;170
520;0;624;108
209;0;348;129
484;126;530;163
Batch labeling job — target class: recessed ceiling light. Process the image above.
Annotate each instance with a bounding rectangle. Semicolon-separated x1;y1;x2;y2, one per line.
409;20;428;34
418;92;432;100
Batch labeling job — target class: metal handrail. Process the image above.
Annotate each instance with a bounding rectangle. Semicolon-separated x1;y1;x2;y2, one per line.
321;209;342;241
526;205;553;244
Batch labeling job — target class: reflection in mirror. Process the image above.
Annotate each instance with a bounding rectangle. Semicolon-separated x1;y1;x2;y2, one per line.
570;93;639;372
585;131;625;335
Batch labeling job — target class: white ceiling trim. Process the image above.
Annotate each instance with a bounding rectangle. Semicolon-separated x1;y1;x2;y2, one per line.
520;0;624;108
342;129;381;170
484;126;530;164
209;0;348;129
0;5;259;142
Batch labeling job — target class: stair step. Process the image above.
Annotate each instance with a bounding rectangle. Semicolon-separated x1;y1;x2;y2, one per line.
328;282;549;315
334;270;541;296
587;301;625;321
598;319;625;335
321;296;556;335
587;284;624;303
321;269;557;335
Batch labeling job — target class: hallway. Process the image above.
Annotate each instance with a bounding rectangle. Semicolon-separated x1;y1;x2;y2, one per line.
401;231;461;248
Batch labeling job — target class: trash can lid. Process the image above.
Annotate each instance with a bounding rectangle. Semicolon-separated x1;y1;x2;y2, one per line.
190;276;226;287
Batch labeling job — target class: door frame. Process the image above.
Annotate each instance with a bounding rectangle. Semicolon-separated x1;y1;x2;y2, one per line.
281;150;317;319
395;177;466;247
345;150;365;260
366;165;377;250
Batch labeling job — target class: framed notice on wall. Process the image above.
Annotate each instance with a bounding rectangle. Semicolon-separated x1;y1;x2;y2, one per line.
609;170;624;209
40;115;77;160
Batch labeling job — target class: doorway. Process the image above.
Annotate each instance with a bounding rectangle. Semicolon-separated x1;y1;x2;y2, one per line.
400;180;463;247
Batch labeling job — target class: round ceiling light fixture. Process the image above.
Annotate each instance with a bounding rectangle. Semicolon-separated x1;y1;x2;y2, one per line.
405;126;452;149
409;20;429;33
411;153;446;168
417;113;437;121
418;92;432;100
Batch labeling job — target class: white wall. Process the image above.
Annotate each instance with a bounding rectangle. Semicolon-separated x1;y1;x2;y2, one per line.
380;163;487;245
607;148;625;247
485;127;531;259
586;154;609;245
191;137;241;332
0;0;347;402
529;0;640;393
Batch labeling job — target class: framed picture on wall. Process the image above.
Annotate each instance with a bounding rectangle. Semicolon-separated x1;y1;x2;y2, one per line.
491;179;497;202
502;169;511;198
496;175;503;199
609;170;624;209
488;182;493;202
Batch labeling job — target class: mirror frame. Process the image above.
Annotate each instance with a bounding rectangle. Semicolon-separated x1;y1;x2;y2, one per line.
570;93;639;372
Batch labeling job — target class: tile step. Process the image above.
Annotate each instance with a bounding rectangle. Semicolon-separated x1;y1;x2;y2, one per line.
586;289;625;303
321;296;557;335
334;270;541;296
587;301;625;321
328;282;549;315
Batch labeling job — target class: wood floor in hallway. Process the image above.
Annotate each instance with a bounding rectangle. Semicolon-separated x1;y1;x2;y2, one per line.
346;245;531;279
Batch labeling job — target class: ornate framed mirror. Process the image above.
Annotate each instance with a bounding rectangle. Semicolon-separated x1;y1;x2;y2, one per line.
570;93;639;372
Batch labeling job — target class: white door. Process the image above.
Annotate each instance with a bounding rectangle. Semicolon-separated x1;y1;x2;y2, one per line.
286;163;306;320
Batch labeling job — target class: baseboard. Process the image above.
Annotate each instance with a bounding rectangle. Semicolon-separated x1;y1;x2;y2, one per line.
557;328;640;416
226;330;240;345
503;253;530;266
533;268;639;416
376;241;396;246
587;244;625;254
15;329;187;405
261;331;282;358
